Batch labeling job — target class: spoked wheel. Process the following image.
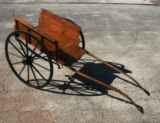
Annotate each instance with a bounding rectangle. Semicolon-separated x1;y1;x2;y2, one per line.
5;30;53;88
63;18;85;49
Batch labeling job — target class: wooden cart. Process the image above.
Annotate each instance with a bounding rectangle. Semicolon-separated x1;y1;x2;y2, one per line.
5;9;149;113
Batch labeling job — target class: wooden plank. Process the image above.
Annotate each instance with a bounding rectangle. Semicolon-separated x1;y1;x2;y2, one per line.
40;9;81;32
39;9;81;46
39;15;80;45
39;17;80;44
40;13;80;36
37;26;72;48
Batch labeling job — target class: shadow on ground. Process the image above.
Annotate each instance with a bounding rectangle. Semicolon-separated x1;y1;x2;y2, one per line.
39;59;137;97
37;59;144;112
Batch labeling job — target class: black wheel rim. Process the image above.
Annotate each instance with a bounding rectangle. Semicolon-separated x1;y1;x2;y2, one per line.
5;30;53;88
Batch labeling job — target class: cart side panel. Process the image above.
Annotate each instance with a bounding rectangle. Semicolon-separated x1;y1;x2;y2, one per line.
39;15;80;45
14;16;57;59
39;9;81;47
37;26;70;48
30;30;57;59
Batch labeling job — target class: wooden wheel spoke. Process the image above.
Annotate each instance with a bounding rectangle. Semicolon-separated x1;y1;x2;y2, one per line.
33;53;49;62
19;40;47;61
27;65;30;82
19;64;26;76
18;38;35;57
12;61;23;65
30;42;39;57
33;56;48;62
31;64;47;81
9;41;24;57
9;52;22;58
30;65;39;87
32;61;50;71
17;38;27;56
26;34;29;56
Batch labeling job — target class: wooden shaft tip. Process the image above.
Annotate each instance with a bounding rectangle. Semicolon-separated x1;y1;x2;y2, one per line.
144;89;150;96
137;105;144;114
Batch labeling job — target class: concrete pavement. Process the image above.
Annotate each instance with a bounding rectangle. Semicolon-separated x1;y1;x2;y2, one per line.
0;1;160;123
0;0;160;5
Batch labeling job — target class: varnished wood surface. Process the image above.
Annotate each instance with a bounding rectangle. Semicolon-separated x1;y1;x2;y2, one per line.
39;9;81;47
13;9;86;64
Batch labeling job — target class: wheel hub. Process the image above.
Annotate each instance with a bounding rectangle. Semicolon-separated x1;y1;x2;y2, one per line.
22;56;33;65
